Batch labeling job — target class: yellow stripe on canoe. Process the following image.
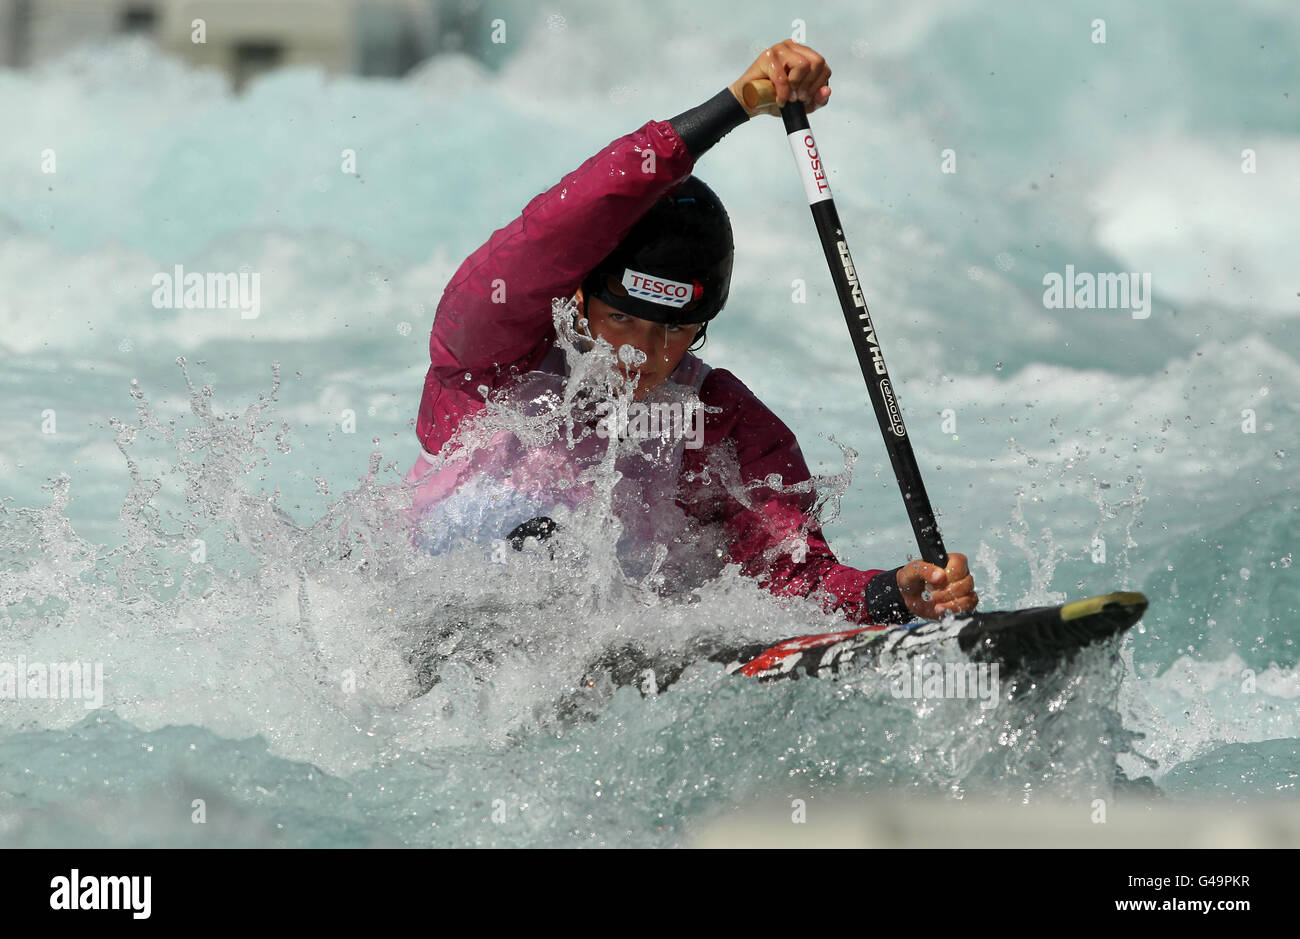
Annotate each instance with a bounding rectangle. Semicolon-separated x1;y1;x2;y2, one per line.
1060;591;1148;622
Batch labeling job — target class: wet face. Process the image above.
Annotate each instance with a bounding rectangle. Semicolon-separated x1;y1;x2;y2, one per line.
576;288;702;399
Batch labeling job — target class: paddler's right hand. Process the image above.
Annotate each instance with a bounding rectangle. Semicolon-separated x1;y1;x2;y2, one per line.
728;40;832;118
897;553;979;619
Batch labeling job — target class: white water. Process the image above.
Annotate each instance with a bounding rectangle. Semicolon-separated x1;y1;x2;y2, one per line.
1;0;1297;845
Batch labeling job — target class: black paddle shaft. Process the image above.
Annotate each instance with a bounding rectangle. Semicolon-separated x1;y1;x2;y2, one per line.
778;102;947;567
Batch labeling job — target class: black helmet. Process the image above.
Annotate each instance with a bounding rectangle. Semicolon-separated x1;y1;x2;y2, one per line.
581;176;733;325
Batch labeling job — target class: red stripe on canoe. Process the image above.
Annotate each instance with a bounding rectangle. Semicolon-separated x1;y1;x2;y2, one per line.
736;624;887;677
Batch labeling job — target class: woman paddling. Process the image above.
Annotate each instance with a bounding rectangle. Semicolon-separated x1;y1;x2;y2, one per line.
407;40;977;625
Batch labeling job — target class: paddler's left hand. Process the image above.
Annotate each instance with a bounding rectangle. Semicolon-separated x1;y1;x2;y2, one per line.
729;39;832;117
897;553;978;619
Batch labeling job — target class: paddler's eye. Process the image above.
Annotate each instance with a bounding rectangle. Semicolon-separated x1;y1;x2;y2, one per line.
609;313;629;323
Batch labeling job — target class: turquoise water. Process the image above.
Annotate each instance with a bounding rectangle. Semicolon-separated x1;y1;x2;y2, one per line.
1;0;1297;846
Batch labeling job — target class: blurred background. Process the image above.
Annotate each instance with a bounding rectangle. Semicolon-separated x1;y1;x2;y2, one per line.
0;0;498;84
0;0;1296;848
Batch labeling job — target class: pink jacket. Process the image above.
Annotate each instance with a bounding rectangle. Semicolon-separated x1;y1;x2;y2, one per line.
414;117;895;624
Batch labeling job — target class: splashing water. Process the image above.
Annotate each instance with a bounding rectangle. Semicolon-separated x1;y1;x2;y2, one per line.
0;308;1149;846
4;6;1299;844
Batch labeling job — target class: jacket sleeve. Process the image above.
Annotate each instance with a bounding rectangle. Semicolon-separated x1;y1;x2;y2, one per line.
427;120;697;393
689;369;911;625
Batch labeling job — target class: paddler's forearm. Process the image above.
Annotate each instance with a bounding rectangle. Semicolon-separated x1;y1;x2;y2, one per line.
429;120;696;387
728;502;911;626
862;567;911;624
668;87;751;159
427;89;747;391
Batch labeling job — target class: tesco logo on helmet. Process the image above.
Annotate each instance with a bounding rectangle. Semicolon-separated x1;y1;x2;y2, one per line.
629;274;689;299
621;268;694;308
